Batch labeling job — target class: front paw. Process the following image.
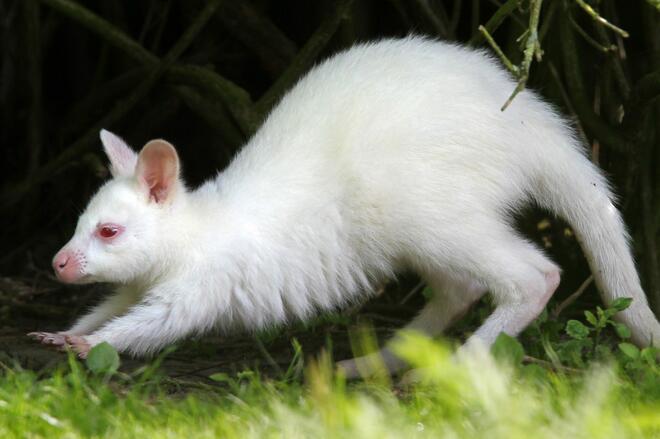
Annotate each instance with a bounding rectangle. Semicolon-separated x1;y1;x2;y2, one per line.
27;331;68;347
64;335;92;359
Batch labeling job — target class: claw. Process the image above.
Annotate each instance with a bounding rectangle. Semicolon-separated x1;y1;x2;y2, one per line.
27;331;48;340
65;335;91;359
28;332;69;347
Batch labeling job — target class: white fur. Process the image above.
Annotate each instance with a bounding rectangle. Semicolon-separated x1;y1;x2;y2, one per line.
50;37;659;364
100;129;137;178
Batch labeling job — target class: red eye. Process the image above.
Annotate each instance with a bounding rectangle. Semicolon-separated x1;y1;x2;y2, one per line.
100;226;117;238
100;227;116;238
97;224;122;239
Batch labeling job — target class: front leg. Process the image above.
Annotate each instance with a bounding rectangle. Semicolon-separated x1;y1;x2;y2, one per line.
69;283;217;357
66;286;139;335
28;286;138;350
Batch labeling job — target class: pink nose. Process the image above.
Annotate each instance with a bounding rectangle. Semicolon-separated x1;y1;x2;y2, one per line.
52;249;81;283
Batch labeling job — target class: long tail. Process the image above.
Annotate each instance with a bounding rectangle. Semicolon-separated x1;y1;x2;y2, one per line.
532;145;660;347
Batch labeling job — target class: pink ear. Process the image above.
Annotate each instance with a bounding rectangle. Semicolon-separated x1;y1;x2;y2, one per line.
100;129;138;177
135;139;180;203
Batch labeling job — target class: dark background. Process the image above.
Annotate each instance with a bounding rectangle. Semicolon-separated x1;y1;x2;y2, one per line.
0;0;659;369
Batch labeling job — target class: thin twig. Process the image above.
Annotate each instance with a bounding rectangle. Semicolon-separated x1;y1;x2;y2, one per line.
500;0;543;111
485;0;527;28
253;336;283;375
360;313;407;326
478;25;519;75
522;355;580;373
551;275;594;319
476;0;543;111
570;16;616;54
469;0;521;46
574;0;629;38
591;8;630;100
400;281;426;305
558;6;628;152
538;0;557;42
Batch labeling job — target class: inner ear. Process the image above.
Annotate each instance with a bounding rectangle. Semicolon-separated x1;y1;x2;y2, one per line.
135;139;180;203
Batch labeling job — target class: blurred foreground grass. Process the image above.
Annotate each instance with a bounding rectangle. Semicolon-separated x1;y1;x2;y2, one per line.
0;332;659;439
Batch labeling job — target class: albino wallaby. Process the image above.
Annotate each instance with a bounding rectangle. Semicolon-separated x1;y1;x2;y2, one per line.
30;37;659;376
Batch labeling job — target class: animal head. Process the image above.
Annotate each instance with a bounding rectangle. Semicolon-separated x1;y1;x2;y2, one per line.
52;129;184;284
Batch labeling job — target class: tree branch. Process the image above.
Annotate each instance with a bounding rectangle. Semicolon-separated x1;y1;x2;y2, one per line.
1;0;224;210
38;0;258;134
166;65;257;134
558;5;628;153
215;1;297;78
39;0;157;65
627;70;660;111
173;86;245;151
23;0;43;178
255;0;354;117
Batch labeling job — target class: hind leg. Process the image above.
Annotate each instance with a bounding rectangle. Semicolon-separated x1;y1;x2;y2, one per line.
399;228;561;384
336;275;486;379
458;233;561;349
405;276;486;336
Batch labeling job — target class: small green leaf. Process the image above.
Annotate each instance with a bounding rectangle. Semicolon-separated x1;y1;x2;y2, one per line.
566;320;590;340
610;297;633;312
603;307;618;319
521;363;546;381
641;347;660;364
619;342;640;359
237;370;255;380
86;342;120;375
491;333;525;364
209;372;230;382
613;322;631;339
556;339;589;368
584;310;597;326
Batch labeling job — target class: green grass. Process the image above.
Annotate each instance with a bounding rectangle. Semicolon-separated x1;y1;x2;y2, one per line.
0;330;659;439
